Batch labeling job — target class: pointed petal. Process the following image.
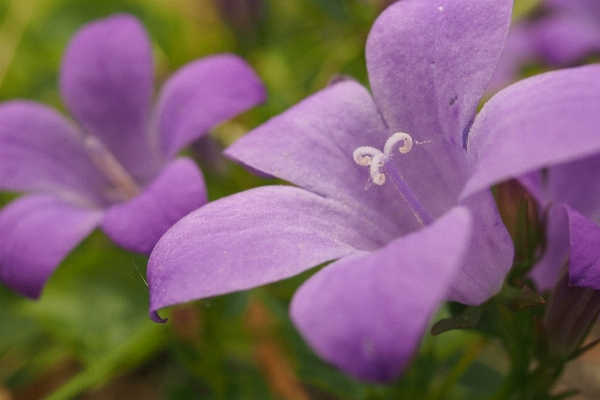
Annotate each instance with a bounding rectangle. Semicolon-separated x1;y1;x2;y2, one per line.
226;80;420;238
463;65;600;199
565;205;600;290
290;207;472;382
448;190;514;304
148;186;389;321
60;14;161;183
366;0;511;145
0;101;108;205
101;158;207;255
0;194;102;298
156;54;266;157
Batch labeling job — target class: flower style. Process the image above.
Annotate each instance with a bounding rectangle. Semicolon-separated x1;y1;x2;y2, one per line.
0;15;265;298
148;0;600;381
488;0;600;93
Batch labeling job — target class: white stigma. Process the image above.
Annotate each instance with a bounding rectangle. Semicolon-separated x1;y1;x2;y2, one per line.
353;132;435;226
369;153;386;185
384;132;413;155
353;132;414;186
353;146;380;166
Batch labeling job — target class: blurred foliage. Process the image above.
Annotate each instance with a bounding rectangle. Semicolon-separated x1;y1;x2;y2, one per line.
0;0;589;399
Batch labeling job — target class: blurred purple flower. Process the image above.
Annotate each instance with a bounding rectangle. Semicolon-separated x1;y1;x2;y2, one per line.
148;0;600;381
0;14;265;298
488;0;600;93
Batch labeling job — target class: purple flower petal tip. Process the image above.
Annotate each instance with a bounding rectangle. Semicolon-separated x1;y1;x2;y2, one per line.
290;207;473;382
0;195;102;298
150;310;168;323
157;54;267;157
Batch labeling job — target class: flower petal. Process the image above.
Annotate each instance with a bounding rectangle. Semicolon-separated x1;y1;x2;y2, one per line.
0;194;102;298
462;65;600;200
101;158;207;255
148;185;388;322
290;206;472;382
530;204;568;291
226;80;420;238
156;54;266;157
366;0;511;145
565;205;600;290
486;23;536;95
60;14;161;184
448;190;514;304
0;101;108;205
518;171;544;205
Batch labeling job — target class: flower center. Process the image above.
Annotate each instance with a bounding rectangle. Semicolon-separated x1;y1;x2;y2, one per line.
353;132;433;226
84;135;141;201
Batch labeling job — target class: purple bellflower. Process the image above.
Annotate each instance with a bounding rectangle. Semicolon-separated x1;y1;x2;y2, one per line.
462;60;600;293
462;63;600;359
485;119;600;293
148;0;600;381
488;0;600;93
0;15;265;298
148;0;513;381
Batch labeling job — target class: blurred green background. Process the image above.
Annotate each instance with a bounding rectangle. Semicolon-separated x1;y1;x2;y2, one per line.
0;0;542;399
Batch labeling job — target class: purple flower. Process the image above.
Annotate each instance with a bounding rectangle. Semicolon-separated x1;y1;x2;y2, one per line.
488;0;600;93
462;59;600;295
503;142;600;292
0;14;265;298
147;0;600;381
148;0;516;381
